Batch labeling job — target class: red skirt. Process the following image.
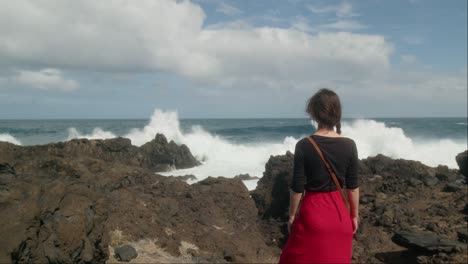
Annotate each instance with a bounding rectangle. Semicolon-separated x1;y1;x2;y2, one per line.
279;190;353;264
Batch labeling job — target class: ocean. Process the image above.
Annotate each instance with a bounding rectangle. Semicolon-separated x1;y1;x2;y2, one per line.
1;109;466;190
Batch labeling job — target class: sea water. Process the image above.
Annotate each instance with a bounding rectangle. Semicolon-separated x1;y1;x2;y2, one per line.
1;109;466;190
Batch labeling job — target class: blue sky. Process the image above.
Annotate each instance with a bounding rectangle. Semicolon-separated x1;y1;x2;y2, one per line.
0;0;466;118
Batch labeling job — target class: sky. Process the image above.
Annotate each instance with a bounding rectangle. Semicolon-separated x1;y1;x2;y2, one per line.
0;0;466;119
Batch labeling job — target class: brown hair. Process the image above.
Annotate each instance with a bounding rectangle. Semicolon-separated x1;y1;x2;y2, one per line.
306;88;342;134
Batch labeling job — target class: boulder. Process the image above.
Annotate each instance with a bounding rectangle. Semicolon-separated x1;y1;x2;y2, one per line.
457;228;468;243
456;150;468;177
139;134;200;170
251;151;294;220
115;245;138;262
392;230;467;254
442;183;464;192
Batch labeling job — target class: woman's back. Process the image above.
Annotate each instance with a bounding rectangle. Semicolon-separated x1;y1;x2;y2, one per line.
291;134;359;193
279;88;359;264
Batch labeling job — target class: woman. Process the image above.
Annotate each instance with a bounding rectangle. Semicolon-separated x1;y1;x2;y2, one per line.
279;88;360;264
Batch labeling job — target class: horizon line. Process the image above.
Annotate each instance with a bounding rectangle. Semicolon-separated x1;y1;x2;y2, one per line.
0;116;467;120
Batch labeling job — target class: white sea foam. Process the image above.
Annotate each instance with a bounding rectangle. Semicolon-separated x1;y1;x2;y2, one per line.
66;109;467;190
67;127;116;140
341;119;465;168
0;133;22;145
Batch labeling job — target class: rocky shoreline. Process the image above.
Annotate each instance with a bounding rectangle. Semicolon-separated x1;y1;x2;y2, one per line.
0;135;466;263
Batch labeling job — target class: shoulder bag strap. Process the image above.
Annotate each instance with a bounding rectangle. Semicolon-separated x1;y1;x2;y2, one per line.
306;136;350;211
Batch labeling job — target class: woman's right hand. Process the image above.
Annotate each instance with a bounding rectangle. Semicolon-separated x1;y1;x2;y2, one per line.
351;216;359;234
287;216;295;234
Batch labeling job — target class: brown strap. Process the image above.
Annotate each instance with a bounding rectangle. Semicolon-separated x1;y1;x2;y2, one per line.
306;136;350;211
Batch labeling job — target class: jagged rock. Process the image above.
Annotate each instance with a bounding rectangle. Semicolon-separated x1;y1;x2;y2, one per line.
253;151;468;263
442;183;464;192
235;174;260;180
115;245;138;262
173;174;198;181
392;230;467;254
457;228;468;243
0;133;199;173
0;136;276;263
0;162;16;185
422;176;439;186
139;134;200;170
0;162;15;175
1;135;467;264
456;150;468;177
251;151;294;220
435;165;461;182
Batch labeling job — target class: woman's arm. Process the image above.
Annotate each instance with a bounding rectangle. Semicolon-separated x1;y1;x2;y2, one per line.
347;188;359;218
289;141;305;233
345;141;360;234
288;190;303;230
347;188;360;233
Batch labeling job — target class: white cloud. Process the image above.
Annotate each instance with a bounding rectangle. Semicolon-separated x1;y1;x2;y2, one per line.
307;2;358;18
15;68;78;91
307;2;364;31
0;0;465;105
320;20;367;30
291;16;316;33
216;2;242;16
0;0;391;89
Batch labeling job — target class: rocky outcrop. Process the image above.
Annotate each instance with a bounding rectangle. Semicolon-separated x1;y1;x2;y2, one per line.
253;152;467;264
139;134;200;171
1;135;467;264
0;133;199;173
234;174;260;180
456;150;468;178
251;151;294;221
0;136;276;263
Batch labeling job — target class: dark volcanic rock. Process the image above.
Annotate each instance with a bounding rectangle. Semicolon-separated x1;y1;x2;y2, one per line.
139;134;200;170
253;151;468;264
0;136;276;263
235;174;260;180
457;228;468;243
115;245;138;262
392;230;467;254
171;174;198;181
1;134;467;263
0;162;15;175
251;151;294;220
442;183;464;192
456;150;468;177
363;154;449;192
0;133;199;173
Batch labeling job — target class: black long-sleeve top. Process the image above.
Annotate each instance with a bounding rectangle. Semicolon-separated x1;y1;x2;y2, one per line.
291;134;359;193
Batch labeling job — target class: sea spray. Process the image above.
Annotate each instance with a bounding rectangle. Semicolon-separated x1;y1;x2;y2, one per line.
63;109;466;189
0;133;21;145
341;119;465;168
